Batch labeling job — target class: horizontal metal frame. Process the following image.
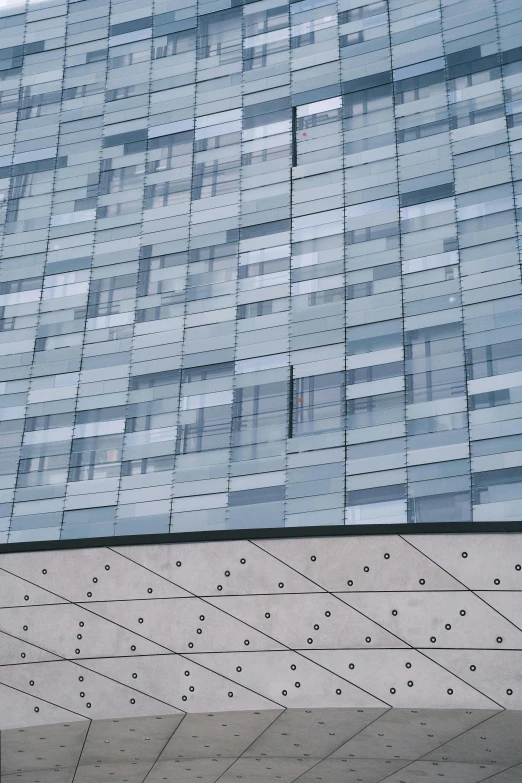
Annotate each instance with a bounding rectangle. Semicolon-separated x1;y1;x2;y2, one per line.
1;520;521;554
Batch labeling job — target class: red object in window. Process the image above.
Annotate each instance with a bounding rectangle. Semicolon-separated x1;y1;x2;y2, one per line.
298;397;303;402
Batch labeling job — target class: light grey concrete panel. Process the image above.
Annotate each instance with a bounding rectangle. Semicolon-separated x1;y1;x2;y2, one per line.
74;761;153;783
0;630;60;665
295;757;409;783
0;604;171;660
145;757;233;783
379;760;511;783
80;654;281;712
476;591;522;631
0;684;84;730
244;708;382;759
1;720;88;775
207;594;407;650
483;765;522;782
423;710;522;766
80;598;286;653
0;570;67;608
115;541;323;596
217;756;316;783
402;535;522;591
79;714;183;765
338;592;522;649
0;550;190;603
158;711;281;759
425;650;522;709
257;537;463;592
186;651;390;708
331;709;500;760
2;768;77;783
0;661;183;720
304;650;498;710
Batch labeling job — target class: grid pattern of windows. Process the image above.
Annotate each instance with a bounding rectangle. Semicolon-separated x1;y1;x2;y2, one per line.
1;0;522;542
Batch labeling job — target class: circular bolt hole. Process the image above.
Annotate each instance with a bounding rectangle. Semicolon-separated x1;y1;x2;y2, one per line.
325;611;331;617
138;618;143;624
470;665;476;671
130;699;135;704
42;569;47;575
176;561;181;567
228;692;233;698
336;689;342;695
392;610;398;616
307;638;313;644
240;558;246;564
365;637;371;643
236;666;242;672
384;553;390;560
419;579;425;585
447;689;453;695
147;588;153;594
132;673;137;679
462;552;468;558
497;637;503;644
347;580;353;586
390;688;396;694
407;681;413;687
265;613;270;619
105;565;110;571
349;663;355;669
507;689;513;695
363;566;369;573
244;639;250;646
494;579;500;585
278;582;284;588
291;664;297;671
225;571;230;577
445;624;451;630
131;645;136;651
295;682;300;688
430;637;437;643
460;610;466;616
311;556;316;562
282;690;287;696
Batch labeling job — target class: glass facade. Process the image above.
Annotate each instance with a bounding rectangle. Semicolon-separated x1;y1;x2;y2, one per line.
1;0;522;543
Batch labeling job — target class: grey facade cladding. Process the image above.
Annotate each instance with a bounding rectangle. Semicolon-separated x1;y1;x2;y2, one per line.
0;0;522;543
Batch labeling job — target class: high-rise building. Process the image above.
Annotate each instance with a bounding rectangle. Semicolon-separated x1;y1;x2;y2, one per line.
1;0;522;544
1;0;522;767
